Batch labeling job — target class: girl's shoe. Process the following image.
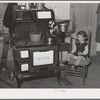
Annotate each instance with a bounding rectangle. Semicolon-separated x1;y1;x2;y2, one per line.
74;66;79;71
63;61;69;65
60;61;69;68
71;66;75;71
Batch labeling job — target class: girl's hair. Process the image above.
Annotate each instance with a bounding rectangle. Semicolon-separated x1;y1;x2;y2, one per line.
77;30;88;41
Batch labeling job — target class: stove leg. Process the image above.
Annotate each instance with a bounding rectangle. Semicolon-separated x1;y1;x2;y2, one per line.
55;69;61;86
63;74;73;87
1;35;9;71
57;76;61;86
16;78;22;88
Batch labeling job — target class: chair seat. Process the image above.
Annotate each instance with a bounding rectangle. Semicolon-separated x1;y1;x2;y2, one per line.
65;66;84;71
65;58;91;73
68;57;91;66
65;65;85;73
64;65;87;78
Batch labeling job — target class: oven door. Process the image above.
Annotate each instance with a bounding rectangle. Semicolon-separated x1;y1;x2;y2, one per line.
15;10;36;22
30;45;59;67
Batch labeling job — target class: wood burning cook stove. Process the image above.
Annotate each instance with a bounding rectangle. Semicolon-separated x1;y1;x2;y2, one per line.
11;5;61;88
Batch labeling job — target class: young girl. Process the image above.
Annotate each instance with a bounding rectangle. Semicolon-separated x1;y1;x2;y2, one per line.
62;30;89;69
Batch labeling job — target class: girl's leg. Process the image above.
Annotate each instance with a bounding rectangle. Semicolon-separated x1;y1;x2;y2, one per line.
67;53;75;61
75;56;85;65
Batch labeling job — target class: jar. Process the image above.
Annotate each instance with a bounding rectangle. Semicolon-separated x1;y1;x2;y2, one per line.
25;3;30;9
35;3;44;9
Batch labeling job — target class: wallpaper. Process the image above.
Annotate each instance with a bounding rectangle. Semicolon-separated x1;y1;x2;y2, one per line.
0;3;8;34
45;3;70;21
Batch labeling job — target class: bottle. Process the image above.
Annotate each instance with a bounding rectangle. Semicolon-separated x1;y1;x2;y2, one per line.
35;3;44;9
25;3;30;9
9;72;14;80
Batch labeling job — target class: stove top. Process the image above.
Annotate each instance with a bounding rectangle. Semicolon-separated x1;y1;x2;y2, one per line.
14;39;57;48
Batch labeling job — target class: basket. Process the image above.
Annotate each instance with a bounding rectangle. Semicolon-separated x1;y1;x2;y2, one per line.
30;32;42;41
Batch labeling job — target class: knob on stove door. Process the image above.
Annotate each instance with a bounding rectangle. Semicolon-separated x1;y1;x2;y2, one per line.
9;71;15;81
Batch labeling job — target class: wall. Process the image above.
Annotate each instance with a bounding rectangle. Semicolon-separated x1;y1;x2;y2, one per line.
72;3;98;56
0;3;8;33
45;3;70;21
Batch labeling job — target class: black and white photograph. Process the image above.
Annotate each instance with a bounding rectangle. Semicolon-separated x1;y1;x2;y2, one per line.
0;1;100;88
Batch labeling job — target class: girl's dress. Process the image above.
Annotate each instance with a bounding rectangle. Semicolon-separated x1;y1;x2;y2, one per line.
73;41;88;58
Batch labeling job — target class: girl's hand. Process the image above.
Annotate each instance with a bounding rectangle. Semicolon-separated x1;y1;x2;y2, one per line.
74;56;77;59
78;52;83;55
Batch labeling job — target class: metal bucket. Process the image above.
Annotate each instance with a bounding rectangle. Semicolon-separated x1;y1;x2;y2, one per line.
58;23;69;33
